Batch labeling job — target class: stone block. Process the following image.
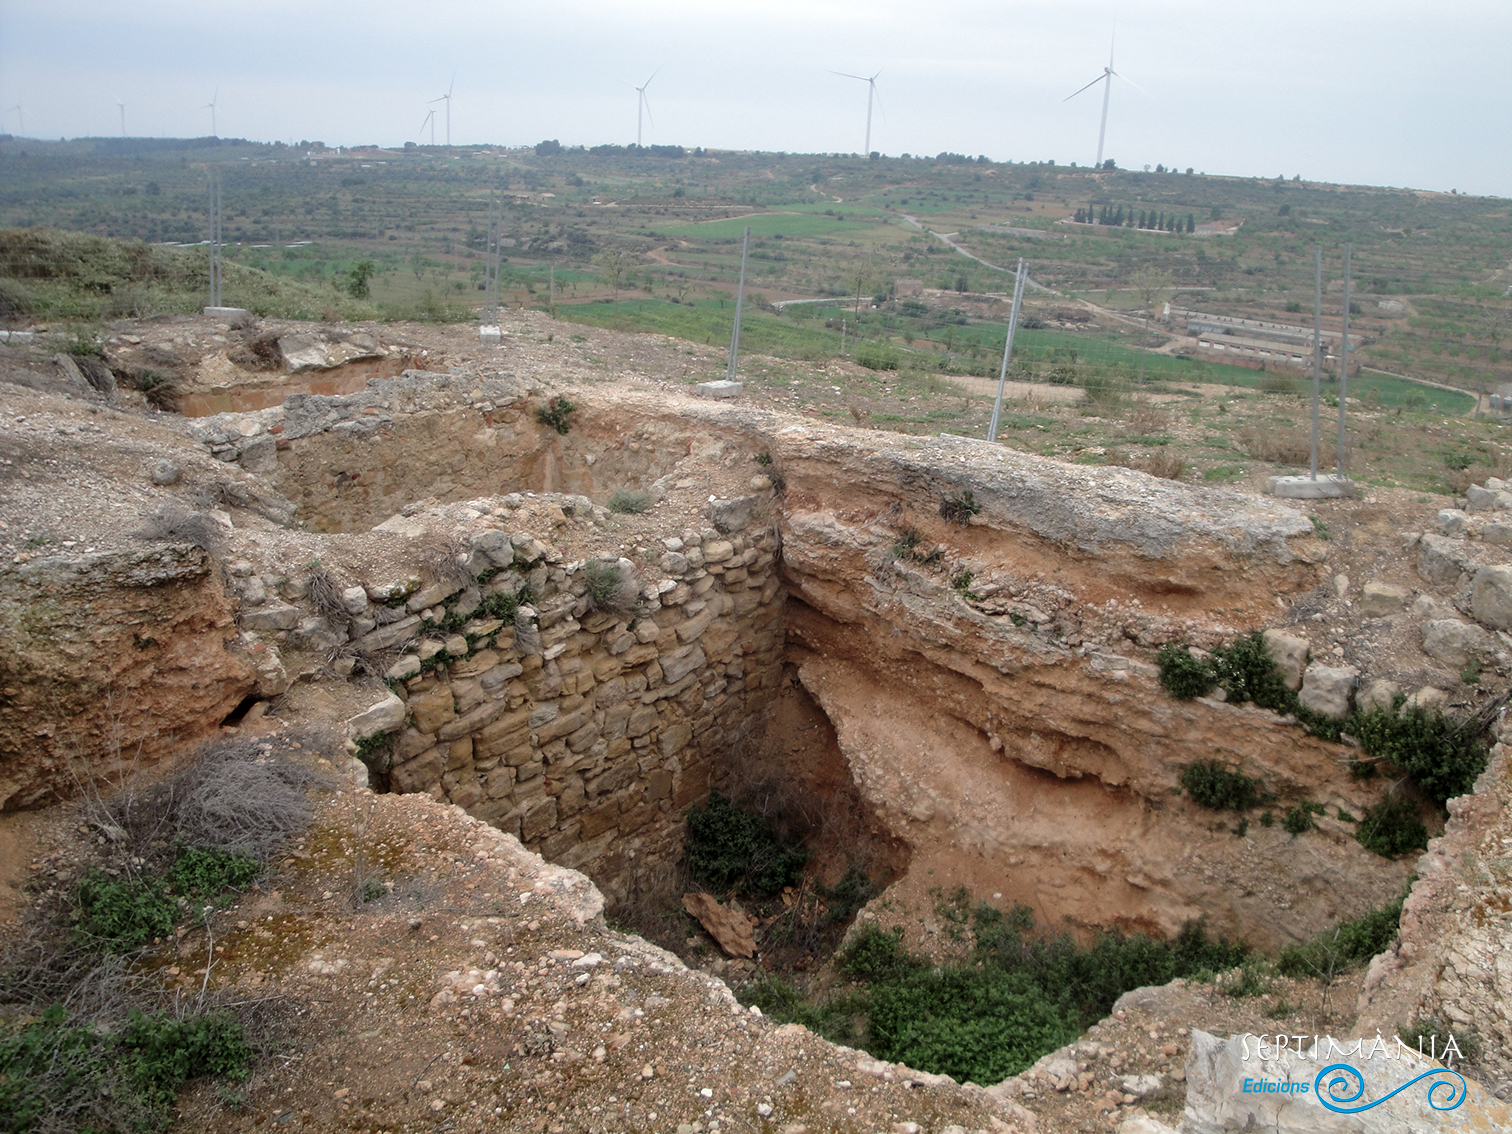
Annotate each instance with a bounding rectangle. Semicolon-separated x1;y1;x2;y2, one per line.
578;799;621;839
407;581;462;614
536;707;591;744
661;721;693;758
1297;663;1357;720
451;649;499;678
661;644;707;684
1259;629;1310;691
626;704;659;739
203;306;251;321
1359;581;1410;619
702;540;735;564
708;495;758;534
436;697;517;742
1407;686;1449;709
389;746;444;793
1421;618;1492;668
242;602;300;631
408;686;458;735
1471;565;1512;630
1265;474;1354;499
520;796;558;842
351;615;421;653
347;692;407;740
694;379;742;399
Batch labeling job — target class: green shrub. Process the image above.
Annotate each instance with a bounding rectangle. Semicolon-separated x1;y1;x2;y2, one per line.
583;559;637;614
167;846;261;902
1399;1016;1480;1068
1277;890;1406;978
854;344;900;371
1282;802;1322;835
1350;702;1490;811
1211;631;1295;713
949;568;982;601
535;396;576;434
1355;795;1429;857
685;793;809;896
1158;646;1216;700
0;1005;251;1134
70;872;178;954
607;489;650;514
939;490;982;525
478;590;520;622
1180;761;1260;810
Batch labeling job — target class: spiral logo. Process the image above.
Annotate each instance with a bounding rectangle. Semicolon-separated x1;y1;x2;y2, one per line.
1314;1062;1468;1113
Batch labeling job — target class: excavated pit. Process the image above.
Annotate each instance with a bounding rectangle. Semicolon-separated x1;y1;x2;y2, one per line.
1;371;1413;963
236;387;1410;954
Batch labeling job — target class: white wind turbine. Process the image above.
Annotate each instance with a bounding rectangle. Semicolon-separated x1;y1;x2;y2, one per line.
430;76;454;145
1064;34;1143;169
114;95;126;137
831;69;881;155
633;68;660;147
11;103;23;136
203;88;218;136
420;108;436;145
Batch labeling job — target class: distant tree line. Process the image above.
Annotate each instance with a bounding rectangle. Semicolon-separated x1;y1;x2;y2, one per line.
535;140;693;159
1072;204;1197;233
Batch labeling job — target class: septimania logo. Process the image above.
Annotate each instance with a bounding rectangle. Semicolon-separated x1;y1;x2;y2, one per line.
1240;1033;1470;1114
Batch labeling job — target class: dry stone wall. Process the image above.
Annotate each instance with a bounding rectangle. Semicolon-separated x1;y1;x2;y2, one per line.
232;493;787;903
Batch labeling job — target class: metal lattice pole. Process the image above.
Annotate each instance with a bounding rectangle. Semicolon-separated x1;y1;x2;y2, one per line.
726;226;750;382
1336;242;1352;477
987;259;1028;443
1310;245;1322;480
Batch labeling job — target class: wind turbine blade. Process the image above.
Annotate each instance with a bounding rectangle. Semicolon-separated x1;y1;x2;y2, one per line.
448;74;455;98
643;66;661;89
1113;71;1150;97
1063;74;1106;101
870;69;883;81
831;71;869;82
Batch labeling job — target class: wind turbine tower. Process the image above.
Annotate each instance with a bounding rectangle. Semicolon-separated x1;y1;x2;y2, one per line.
832;70;881;155
203;89;218;136
12;103;23;136
420;108;436;145
1065;37;1139;168
430;77;454;145
115;96;126;137
634;68;660;147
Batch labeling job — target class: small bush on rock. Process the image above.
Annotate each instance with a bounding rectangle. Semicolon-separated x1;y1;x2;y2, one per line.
535;396;576;434
939;490;981;525
1350;701;1490;812
1355;795;1429;857
1180;761;1260;810
607;489;650;514
1157;646;1216;700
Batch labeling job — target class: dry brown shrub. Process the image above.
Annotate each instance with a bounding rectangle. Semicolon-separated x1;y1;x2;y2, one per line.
1236;422;1312;464
1119;402;1169;437
1140;449;1187;480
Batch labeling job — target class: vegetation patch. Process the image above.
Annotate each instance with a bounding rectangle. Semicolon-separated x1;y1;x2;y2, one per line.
535;396;577;434
1180;761;1260;811
742;898;1246;1085
1354;795;1430;857
606;489;650;514
685;793;809;897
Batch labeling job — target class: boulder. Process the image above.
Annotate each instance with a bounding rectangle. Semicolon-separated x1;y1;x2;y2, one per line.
1261;630;1310;691
681;892;757;958
1482;522;1512;547
1407;687;1449;710
1298;663;1357;719
707;495;758;534
1417;534;1471;586
1436;508;1468;536
241;601;300;631
1465;484;1498;512
1359;581;1409;619
1420;619;1492;669
238;434;277;473
1356;679;1399;714
150;459;181;486
1470;565;1512;630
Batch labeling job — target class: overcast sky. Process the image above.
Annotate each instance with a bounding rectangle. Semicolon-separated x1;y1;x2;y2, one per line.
3;0;1508;197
